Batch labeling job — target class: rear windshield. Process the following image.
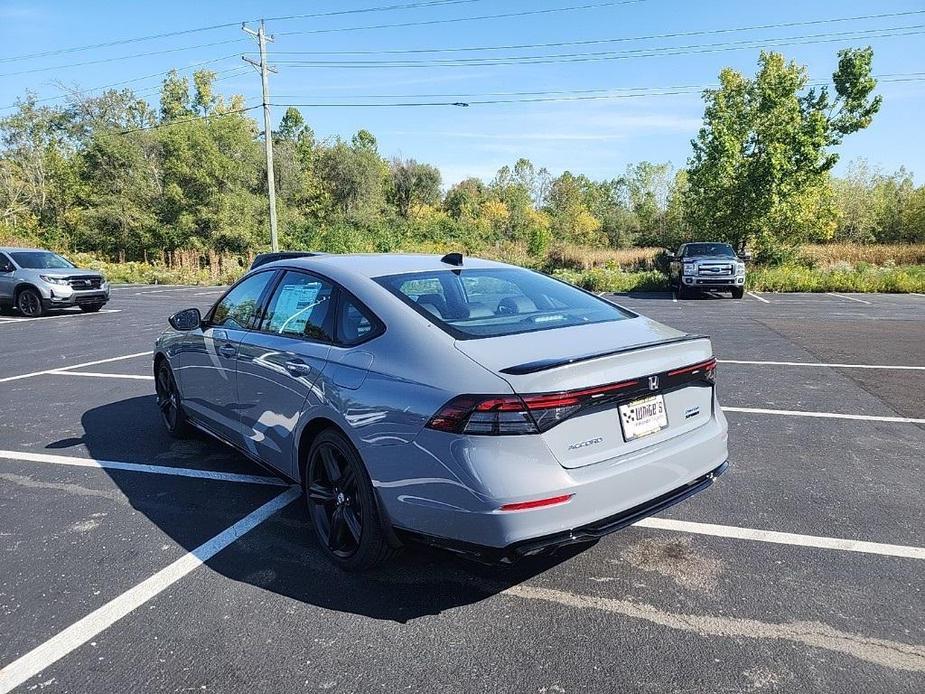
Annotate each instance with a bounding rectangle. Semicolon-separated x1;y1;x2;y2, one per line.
683;243;737;258
376;268;633;339
10;251;75;269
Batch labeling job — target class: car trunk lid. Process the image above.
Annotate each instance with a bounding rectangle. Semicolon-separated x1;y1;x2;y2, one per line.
454;318;715;469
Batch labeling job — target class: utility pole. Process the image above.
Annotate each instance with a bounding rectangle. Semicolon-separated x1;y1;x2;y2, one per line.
243;20;279;252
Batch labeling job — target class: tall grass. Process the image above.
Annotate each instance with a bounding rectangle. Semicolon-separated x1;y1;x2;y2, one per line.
800;243;925;267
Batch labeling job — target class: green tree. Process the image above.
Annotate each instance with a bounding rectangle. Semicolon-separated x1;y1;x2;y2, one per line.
388;157;441;218
159;70;191;122
685;48;881;258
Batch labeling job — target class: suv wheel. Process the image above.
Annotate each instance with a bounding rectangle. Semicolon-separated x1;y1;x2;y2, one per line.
16;288;44;317
305;429;397;571
731;287;744;299
80;303;104;313
155;361;191;438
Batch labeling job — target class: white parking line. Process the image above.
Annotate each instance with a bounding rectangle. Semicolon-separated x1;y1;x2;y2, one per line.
0;486;300;694
635;518;925;560
50;371;154;381
0;352;152;384
746;291;770;303
0;449;288;486
718;359;925;371
0;309;120;325
826;292;872;305
723;406;925;424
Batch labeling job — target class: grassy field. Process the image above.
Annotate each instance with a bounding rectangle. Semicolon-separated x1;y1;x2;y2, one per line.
9;243;925;293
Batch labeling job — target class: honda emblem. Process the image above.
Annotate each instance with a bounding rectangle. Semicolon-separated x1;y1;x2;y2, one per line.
648;375;659;391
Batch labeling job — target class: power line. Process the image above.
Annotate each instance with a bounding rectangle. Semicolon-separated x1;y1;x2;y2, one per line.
0;56;244;111
268;73;925;101
270;76;925;107
273;26;925;68
271;9;925;56
0;0;491;64
262;0;487;23
0;39;249;78
277;0;651;37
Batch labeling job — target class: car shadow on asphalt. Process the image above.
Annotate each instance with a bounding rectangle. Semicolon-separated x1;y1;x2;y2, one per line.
48;395;587;623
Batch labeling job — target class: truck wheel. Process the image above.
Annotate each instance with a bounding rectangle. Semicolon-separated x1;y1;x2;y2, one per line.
80;303;104;313
676;284;689;300
731;287;744;299
16;288;44;317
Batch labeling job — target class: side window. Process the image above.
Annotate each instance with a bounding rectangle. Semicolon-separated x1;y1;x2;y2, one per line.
210;272;274;330
261;271;334;341
335;293;380;346
0;253;13;272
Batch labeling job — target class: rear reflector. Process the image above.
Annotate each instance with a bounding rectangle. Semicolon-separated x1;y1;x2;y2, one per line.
499;494;574;512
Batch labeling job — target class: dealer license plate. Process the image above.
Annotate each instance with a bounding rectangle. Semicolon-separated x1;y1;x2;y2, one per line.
619;395;669;441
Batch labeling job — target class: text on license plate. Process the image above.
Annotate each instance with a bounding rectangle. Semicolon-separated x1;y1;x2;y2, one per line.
619;395;669;441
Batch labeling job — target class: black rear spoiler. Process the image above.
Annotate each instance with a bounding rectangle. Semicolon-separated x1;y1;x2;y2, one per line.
499;334;709;376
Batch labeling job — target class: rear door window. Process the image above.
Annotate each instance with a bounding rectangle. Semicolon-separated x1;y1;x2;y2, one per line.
261;271;335;342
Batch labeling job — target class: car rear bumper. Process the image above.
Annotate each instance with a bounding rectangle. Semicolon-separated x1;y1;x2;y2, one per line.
399;461;727;563
379;403;729;559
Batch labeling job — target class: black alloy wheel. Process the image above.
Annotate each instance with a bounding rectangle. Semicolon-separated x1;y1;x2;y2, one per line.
155;362;190;438
16;288;43;317
305;429;396;570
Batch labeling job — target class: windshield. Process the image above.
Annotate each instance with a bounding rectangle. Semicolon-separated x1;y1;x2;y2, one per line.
683;243;737;258
10;251;76;269
376;268;633;339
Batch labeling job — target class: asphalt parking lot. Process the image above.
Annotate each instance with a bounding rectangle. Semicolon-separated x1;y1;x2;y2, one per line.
1;286;923;693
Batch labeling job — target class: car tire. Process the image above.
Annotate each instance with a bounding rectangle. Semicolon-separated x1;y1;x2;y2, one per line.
155;361;192;438
80;303;104;312
731;287;744;299
305;429;397;571
676;284;689;300
16;288;44;317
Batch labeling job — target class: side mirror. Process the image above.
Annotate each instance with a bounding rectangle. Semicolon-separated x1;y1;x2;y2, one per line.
738;251;752;262
168;307;202;331
664;249;675;260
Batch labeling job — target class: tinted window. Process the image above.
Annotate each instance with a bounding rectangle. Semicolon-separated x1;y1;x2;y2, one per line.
376;268;632;339
211;271;274;330
335;294;379;345
683;243;737;258
261;271;334;341
0;253;13;271
10;251;75;269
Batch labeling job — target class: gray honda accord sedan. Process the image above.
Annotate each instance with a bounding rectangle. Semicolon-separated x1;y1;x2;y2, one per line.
154;253;728;569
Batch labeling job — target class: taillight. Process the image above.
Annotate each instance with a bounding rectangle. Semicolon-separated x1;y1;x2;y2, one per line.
426;358;715;436
426;377;639;436
667;357;716;383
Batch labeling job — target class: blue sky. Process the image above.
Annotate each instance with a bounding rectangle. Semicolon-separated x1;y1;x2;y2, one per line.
2;0;924;185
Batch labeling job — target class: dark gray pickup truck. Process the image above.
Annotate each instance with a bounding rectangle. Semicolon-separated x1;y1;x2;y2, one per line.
667;242;748;299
